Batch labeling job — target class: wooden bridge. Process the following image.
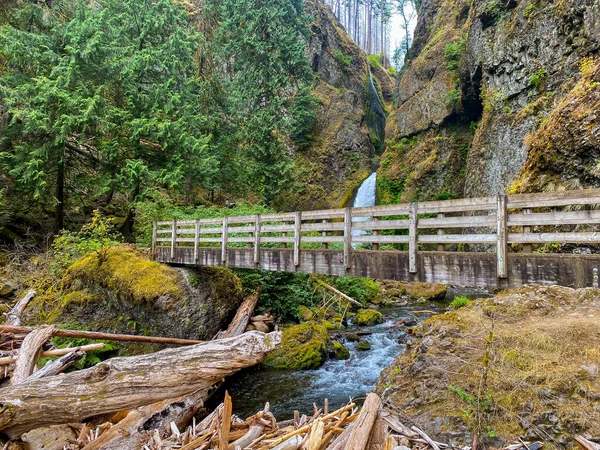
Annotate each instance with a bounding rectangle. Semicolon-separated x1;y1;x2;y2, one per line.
153;189;600;289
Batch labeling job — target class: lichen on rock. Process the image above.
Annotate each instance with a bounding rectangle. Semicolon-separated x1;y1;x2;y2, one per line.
376;285;600;447
262;322;329;370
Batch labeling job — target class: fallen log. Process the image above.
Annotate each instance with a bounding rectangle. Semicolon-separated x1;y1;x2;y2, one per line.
576;436;600;450
25;349;84;381
0;330;281;438
0;343;105;366
5;289;36;327
0;325;203;346
11;325;54;385
214;290;260;339
315;280;362;307
346;393;382;450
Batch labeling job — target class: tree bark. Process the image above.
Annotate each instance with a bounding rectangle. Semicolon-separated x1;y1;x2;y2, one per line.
0;330;281;438
5;289;36;327
346;392;381;450
214;291;260;339
54;147;65;234
25;349;84;381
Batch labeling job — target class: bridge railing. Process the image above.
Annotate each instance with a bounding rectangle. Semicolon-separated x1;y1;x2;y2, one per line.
153;188;600;278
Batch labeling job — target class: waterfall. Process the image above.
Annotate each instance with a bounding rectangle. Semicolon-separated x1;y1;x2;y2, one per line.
352;172;377;245
366;71;386;153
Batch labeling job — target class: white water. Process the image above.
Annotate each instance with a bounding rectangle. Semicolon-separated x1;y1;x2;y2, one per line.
352;172;377;245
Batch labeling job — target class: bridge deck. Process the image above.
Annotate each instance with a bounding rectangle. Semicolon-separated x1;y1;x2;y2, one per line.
153;189;600;289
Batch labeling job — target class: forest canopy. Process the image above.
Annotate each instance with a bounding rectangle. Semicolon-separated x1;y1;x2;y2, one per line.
0;0;315;238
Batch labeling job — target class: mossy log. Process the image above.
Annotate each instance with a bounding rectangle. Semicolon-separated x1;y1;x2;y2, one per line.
0;331;281;438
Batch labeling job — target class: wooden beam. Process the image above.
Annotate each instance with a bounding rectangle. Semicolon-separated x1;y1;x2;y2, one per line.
372;218;379;251
171;219;177;261
152;222;158;252
294;211;302;267
522;208;533;253
497;194;508;278
409;202;418;274
221;217;228;264
436;213;445;252
254;215;261;265
322;219;328;250
0;325;203;346
344;207;352;270
194;219;200;262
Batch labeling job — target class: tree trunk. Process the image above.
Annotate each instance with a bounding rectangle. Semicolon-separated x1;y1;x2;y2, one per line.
0;331;281;438
54;147;65;234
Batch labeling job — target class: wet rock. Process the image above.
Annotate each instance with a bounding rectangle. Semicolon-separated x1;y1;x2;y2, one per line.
0;281;17;297
355;309;383;326
263;322;329;370
346;332;360;342
330;340;350;360
357;340;371;351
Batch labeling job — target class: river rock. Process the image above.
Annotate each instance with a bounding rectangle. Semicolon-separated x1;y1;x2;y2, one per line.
23;246;243;341
357;340;371;351
330;340;350;360
0;281;16;298
376;285;600;446
263;322;329;370
355;309;383;326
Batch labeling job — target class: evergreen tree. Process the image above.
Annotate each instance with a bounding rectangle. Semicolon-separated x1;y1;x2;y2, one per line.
0;0;213;234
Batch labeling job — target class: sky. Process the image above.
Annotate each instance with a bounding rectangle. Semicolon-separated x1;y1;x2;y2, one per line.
386;2;418;66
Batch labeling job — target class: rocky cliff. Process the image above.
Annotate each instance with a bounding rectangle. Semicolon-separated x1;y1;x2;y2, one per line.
379;0;600;203
276;0;393;210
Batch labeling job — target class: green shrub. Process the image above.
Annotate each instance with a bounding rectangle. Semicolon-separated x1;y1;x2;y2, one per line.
367;53;383;69
529;68;547;88
450;296;472;309
329;276;381;305
333;49;354;67
445;38;466;72
446;88;462;106
50;211;121;276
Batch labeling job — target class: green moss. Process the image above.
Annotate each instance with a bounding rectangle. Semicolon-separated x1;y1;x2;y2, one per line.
262;322;329;370
331;340;350;359
357;340;371;351
355;309;383;326
64;246;184;305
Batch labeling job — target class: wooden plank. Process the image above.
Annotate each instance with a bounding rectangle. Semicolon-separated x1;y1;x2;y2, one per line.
417;234;497;244
152;222;157;251
254;215;260;265
260;212;297;221
354;204;411;217
171;220;177;261
301;209;346;220
302;236;344;243
260;224;296;233
198;238;224;243
509;232;600;243
194;219;200;261
294;211;301;267
418;214;496;229
221;217;228;264
156;229;173;234
507;188;600;208
508;209;600;226
417;196;497;214
260;237;296;244
344;207;352;270
301;222;345;232
409;202;418;274
351;219;410;231
497;194;508;278
352;235;410;244
156;238;174;243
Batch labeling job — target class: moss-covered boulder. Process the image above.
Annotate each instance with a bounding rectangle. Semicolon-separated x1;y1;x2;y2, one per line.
357;340;371;351
382;281;447;301
330;340;350;360
377;285;600;447
25;246;243;340
298;305;315;321
263;322;329;370
355;309;383;326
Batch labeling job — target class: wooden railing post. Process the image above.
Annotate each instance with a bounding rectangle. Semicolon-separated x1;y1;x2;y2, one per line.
170;219;177;261
254;215;261;265
409;202;418;274
152;222;157;252
194;219;200;262
281;226;287;249
523;208;533;253
436;213;445;252
344;207;352;270
221;217;228;265
294;211;302;267
372;218;379;251
322;219;328;249
496;194;508;278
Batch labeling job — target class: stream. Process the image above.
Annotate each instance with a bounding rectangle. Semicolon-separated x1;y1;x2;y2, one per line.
225;299;446;420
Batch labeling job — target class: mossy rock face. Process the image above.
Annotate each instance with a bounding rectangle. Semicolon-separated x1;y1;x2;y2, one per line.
330;340;350;360
357;340;371;351
24;246;243;340
263;322;329;370
355;309;383;326
376;285;600;447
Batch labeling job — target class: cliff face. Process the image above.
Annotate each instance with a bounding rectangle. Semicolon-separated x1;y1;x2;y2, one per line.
380;0;600;202
276;0;393;210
